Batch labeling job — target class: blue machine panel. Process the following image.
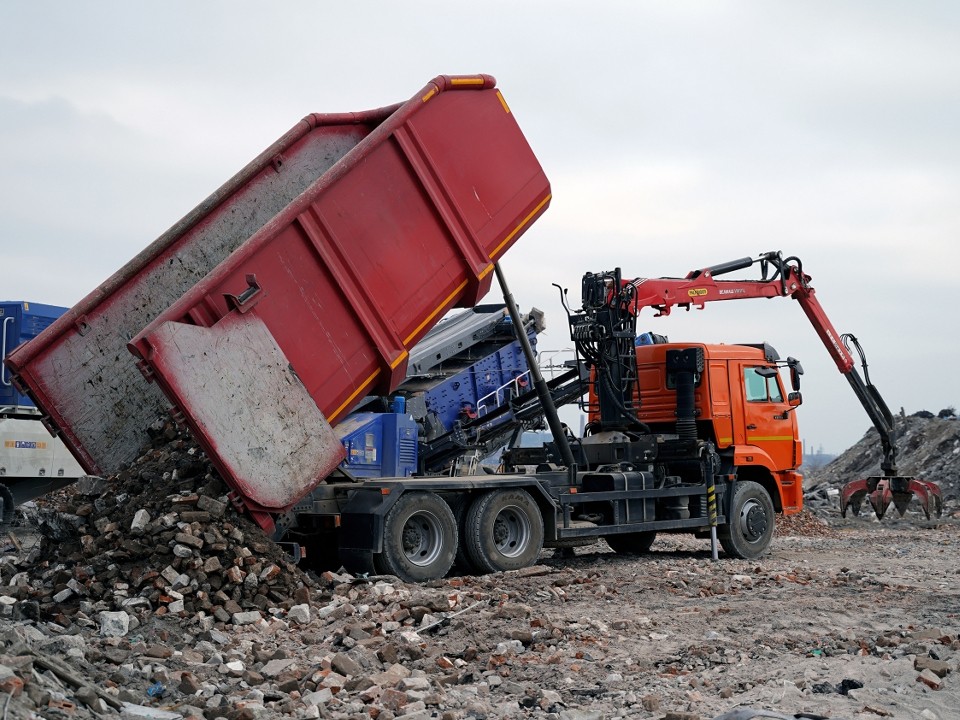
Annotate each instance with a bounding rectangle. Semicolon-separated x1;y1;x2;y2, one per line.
1;301;67;408
336;413;418;478
422;336;534;430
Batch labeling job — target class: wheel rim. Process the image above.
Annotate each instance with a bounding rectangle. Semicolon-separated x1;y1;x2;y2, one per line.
401;511;444;567
740;498;768;543
492;505;532;558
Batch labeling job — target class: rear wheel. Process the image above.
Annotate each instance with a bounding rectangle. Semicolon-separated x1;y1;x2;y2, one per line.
718;481;775;559
605;531;657;555
375;491;457;582
464;489;543;573
449;494;481;576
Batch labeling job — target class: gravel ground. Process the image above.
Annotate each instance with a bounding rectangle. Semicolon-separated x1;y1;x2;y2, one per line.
0;505;956;720
0;419;956;720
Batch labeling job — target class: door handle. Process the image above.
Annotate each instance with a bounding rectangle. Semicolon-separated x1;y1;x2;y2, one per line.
746;424;757;430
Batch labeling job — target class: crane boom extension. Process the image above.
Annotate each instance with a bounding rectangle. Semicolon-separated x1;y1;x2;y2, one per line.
618;250;942;520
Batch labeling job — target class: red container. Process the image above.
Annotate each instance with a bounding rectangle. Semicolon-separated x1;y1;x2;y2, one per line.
119;75;550;525
7;75;550;527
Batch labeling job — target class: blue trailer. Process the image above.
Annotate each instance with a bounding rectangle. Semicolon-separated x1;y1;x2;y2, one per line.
1;301;69;409
1;301;87;507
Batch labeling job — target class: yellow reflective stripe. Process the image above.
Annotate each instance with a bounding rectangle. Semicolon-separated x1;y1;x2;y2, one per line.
389;350;408;370
451;77;485;86
422;88;437;103
496;90;511;114
489;193;551;260
403;280;469;345
718;437;733;444
746;436;794;442
329;369;381;423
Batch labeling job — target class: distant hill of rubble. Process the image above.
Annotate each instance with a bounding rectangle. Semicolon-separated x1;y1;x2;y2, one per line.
803;413;960;515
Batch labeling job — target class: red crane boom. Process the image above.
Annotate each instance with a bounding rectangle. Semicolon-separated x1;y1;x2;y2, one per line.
616;251;942;520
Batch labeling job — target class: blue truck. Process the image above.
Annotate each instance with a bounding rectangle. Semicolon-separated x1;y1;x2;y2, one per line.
0;301;86;509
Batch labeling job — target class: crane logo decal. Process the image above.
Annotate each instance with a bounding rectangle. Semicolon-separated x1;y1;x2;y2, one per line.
688;288;708;297
4;440;47;449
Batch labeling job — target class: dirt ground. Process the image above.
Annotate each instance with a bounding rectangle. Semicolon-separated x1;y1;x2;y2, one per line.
4;509;958;720
466;515;960;719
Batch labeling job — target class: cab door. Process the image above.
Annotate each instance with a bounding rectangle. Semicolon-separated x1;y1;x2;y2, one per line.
739;364;797;470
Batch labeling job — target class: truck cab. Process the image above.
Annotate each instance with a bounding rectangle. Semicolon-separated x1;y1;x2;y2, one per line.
632;341;804;514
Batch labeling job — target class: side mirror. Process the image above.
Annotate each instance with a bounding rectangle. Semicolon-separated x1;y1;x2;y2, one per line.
788;391;802;407
787;357;804;392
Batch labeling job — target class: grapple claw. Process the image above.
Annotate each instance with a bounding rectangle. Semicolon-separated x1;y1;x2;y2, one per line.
868;482;893;519
840;477;875;518
903;478;943;520
840;475;943;520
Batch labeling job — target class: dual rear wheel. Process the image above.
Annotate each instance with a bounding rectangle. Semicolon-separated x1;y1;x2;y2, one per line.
374;488;544;582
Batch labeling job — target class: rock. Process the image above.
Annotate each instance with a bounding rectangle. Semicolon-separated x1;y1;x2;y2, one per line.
398;676;431;692
130;509;151;535
120;703;184;719
0;666;22;698
559;711;603;720
917;668;944;690
380;687;409;711
641;694;660;711
288;603;311;624
915;656;952;678
231;611;262;625
98;610;130;637
331;652;362;677
302;687;333;705
261;658;297;677
179;672;202;695
196;495;227;517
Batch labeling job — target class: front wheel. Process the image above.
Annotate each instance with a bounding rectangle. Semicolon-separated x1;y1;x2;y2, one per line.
464;489;544;573
375;491;457;582
718;481;775;559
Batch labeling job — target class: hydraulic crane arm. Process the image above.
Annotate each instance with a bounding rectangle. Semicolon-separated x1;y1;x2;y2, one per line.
614;250;941;519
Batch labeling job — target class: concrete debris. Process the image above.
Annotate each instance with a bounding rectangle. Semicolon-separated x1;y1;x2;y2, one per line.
0;418;950;719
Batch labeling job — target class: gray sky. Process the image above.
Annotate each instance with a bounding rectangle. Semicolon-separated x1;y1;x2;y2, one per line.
2;1;958;456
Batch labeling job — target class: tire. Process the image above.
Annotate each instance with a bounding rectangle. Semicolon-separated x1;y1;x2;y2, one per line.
718;481;775;559
375;492;457;582
464;489;544;573
449;494;481;576
605;531;657;555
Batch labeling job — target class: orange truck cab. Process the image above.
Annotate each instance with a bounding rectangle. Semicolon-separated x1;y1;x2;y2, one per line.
632;341;804;515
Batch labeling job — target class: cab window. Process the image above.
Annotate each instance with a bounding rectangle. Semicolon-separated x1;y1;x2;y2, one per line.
744;367;784;403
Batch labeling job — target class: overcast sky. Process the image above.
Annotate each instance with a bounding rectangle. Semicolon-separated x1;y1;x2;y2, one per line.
1;1;958;457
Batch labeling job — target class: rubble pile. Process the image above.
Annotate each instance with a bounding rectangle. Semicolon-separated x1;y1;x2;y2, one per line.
19;419;312;623
803;414;960;519
773;510;841;539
